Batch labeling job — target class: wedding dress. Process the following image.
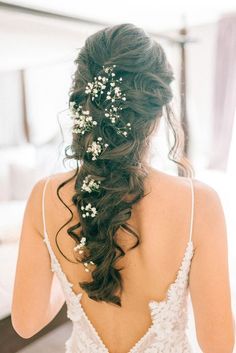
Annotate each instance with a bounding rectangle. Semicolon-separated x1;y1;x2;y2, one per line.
42;177;195;352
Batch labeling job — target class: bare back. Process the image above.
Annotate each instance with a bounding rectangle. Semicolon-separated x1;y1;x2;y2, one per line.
42;167;195;352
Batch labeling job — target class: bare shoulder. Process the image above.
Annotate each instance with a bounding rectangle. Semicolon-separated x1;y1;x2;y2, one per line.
148;166;218;195
148;167;225;241
46;169;77;185
189;177;226;248
44;170;77;196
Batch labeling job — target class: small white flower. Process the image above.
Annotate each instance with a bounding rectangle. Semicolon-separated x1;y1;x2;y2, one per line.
74;236;87;252
70;104;97;135
80;64;130;142
86;137;109;160
81;175;101;193
80;202;98;218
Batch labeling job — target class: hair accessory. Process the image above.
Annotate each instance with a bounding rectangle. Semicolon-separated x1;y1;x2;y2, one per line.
69;64;132;273
70;102;98;135
70;64;131;138
74;236;87;253
85;65;127;105
86;136;109;161
81;175;101;193
81;202;98;218
73;236;95;272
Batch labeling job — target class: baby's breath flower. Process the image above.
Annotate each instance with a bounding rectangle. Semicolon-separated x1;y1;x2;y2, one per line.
81;64;131;138
73;236;96;272
73;236;87;252
81;202;98;218
83;260;96;272
81;175;101;193
86;137;109;160
70;103;97;135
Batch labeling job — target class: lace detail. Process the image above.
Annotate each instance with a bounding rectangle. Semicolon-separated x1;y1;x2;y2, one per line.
43;235;194;353
42;176;195;352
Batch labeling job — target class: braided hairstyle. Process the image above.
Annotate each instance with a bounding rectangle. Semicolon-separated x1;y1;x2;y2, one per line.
56;23;194;307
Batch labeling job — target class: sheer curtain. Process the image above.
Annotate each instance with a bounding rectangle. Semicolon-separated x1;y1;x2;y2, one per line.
208;14;236;171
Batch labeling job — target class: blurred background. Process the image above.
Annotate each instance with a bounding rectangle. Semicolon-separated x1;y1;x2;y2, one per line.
0;1;235;352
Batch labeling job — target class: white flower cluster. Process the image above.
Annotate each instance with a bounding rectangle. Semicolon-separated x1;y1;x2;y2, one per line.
85;76;107;100
70;102;97;135
85;65;126;104
84;64;131;138
81;202;97;218
83;260;95;272
81;174;101;193
68;64;132;273
104;105;121;123
70;64;131;140
73;236;87;254
116;122;132;137
73;236;95;273
86;137;109;161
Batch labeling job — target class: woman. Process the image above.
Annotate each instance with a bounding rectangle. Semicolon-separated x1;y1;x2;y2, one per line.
11;23;235;352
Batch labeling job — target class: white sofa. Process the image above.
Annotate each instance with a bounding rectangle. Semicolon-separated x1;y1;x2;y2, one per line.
0;141;67;320
0;200;25;319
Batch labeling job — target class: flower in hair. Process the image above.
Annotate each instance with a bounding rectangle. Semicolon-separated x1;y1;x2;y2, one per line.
86;137;109;160
73;236;87;254
81;202;97;218
70;64;131;138
70;102;97;135
73;236;96;273
85;76;107;98
116;122;132;137
85;64;127;106
81;175;101;193
83;261;96;273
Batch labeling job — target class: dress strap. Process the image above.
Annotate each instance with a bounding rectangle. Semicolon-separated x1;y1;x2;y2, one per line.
188;178;194;243
42;177;51;239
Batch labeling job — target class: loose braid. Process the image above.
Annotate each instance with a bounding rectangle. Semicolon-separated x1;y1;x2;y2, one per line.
56;23;194;307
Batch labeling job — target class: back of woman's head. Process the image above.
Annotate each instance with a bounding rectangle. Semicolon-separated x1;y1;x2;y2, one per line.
57;23;193;306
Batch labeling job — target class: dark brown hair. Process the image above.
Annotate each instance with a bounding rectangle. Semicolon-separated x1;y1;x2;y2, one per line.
56;23;194;306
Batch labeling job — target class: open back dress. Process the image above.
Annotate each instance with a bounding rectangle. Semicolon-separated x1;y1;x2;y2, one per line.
42;176;195;353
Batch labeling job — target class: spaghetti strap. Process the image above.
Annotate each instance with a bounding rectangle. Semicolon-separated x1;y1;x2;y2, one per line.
188;178;194;243
42;177;51;238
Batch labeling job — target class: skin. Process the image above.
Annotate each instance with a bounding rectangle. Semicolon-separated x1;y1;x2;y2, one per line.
11;166;235;353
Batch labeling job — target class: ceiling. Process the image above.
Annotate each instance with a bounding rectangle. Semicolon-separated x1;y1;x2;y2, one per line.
0;0;235;70
1;0;236;31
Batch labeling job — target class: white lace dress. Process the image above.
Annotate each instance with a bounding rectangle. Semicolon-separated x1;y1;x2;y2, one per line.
42;177;195;353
